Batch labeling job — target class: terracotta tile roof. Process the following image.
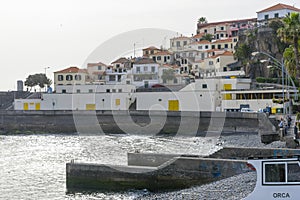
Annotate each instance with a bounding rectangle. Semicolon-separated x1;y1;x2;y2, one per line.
191;40;211;45
142;46;160;51
198;18;257;28
134;57;157;65
210;51;233;58
162;64;180;69
111;57;130;64
152;51;172;56
257;3;300;13
55;67;87;74
213;38;233;43
87;62;107;68
193;33;205;38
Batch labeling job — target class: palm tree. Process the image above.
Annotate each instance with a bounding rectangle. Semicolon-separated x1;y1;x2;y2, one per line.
277;12;300;80
283;45;297;77
200;34;214;42
198;17;207;24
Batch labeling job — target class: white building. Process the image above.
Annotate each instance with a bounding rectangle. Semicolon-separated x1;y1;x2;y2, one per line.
131;58;160;88
14;84;136;111
257;3;300;22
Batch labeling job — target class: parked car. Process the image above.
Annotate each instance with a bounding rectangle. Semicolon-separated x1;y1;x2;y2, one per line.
240;108;257;113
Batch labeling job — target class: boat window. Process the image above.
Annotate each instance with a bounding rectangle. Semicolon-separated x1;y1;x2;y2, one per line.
287;163;300;182
265;164;286;183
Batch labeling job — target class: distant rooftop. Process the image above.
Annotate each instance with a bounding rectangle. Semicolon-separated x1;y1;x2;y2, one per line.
257;3;300;13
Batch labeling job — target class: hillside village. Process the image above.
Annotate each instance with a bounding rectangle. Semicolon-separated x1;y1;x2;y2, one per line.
53;3;300;90
12;3;300;113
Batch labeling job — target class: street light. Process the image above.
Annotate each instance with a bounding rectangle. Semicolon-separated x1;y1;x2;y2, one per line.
44;67;50;92
44;67;50;76
252;51;298;115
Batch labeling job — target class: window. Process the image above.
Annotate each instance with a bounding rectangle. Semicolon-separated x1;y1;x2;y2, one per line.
106;89;110;93
274;13;279;18
150;50;154;54
167;56;170;60
98;66;102;70
220;27;224;30
174;78;178;84
151;66;156;73
176;41;180;47
112;89;116;93
118;89;122;93
58;75;64;81
218;44;221;49
98;75;102;80
211;45;215;49
109;75;116;81
183;41;187;46
263;162;300;184
264;14;269;20
75;75;81;81
198;46;202;50
116;64;120;68
66;75;73;81
205;45;209;49
204;29;207;33
76;89;80;93
224;44;228;49
88;89;93;93
202;84;207;89
287;163;300;182
62;89;66;93
136;66;140;73
216;58;220;63
157;56;161;61
144;66;148;71
209;61;214;65
220;34;224;37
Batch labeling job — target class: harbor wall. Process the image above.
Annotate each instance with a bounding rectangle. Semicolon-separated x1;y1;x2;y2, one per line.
0;110;267;136
66;156;250;192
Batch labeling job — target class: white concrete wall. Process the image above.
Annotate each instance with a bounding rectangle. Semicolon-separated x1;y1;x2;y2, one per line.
55;84;136;93
257;9;297;21
135;91;217;111
15;93;134;111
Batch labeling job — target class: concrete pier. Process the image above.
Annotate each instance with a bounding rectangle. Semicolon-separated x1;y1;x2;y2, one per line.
66;147;300;192
0;110;267;136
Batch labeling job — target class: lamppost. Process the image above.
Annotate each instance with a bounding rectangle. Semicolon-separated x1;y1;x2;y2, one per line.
44;67;50;75
252;51;298;115
44;67;50;92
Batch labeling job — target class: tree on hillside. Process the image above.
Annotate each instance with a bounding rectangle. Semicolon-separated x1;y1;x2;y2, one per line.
198;17;207;24
25;73;52;91
283;45;297;77
277;12;300;80
200;34;214;42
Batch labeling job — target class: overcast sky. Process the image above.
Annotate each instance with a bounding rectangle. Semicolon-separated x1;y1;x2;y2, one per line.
0;0;298;91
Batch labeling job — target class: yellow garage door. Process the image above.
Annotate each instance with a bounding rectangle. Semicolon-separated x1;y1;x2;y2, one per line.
86;104;96;110
168;100;179;111
23;103;29;110
35;103;40;110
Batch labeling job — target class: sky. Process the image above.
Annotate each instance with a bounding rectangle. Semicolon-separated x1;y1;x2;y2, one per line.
0;0;298;91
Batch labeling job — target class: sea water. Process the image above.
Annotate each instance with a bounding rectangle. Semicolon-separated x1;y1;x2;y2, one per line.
0;134;221;200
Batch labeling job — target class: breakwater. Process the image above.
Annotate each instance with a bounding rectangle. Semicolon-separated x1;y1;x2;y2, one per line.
0;110;271;137
66;147;300;192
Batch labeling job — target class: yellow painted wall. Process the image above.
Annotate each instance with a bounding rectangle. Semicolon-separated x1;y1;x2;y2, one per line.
115;99;120;106
86;104;96;110
23;103;28;110
35;103;40;110
168;100;179;111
